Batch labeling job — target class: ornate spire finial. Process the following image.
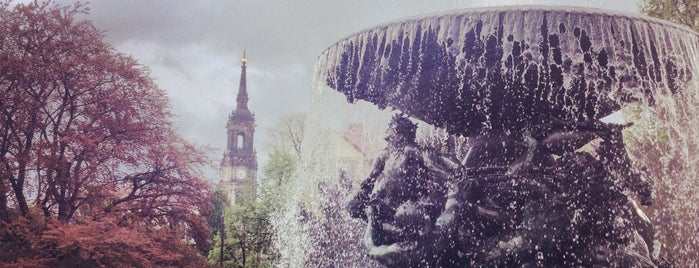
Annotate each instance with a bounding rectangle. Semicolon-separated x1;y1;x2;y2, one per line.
236;51;249;111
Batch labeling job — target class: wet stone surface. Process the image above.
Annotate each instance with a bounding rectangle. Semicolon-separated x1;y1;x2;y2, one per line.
318;7;697;137
348;115;655;267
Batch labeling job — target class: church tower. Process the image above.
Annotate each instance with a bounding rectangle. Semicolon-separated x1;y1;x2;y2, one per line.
220;54;258;203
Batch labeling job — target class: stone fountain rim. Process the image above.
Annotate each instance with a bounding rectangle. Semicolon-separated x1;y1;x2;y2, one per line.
319;5;698;59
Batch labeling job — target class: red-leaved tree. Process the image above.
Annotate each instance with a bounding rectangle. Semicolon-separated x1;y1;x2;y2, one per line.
0;1;213;265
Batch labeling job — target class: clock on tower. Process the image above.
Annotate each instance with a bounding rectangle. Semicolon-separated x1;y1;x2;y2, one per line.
235;168;247;180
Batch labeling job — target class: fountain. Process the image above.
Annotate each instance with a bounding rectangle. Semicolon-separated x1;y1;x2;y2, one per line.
315;6;698;267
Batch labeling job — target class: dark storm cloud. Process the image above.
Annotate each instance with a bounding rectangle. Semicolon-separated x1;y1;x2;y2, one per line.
51;0;640;180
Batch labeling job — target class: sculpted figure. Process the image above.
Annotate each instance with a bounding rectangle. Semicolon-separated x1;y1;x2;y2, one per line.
347;115;453;266
349;116;657;266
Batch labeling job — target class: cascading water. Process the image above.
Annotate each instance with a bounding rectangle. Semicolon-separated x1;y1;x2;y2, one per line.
317;6;697;134
273;6;698;267
269;122;386;267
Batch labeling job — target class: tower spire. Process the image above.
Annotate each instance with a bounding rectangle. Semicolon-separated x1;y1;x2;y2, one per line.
221;51;258;203
236;52;249;111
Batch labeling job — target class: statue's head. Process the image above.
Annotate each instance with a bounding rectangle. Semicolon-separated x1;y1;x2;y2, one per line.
386;114;417;146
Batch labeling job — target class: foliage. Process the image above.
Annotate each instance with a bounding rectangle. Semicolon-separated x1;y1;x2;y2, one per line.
206;188;229;256
0;1;212;265
208;178;275;267
1;218;210;268
262;146;298;186
266;113;307;159
259;146;297;213
640;0;698;31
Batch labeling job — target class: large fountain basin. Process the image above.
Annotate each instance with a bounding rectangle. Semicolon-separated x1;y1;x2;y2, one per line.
317;6;698;136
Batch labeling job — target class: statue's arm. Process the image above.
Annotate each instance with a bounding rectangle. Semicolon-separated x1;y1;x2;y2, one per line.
347;154;387;219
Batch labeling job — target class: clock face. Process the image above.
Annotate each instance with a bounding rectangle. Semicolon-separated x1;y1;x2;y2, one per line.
235;168;247;179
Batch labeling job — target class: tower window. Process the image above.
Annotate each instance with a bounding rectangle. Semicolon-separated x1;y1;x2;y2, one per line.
237;134;244;149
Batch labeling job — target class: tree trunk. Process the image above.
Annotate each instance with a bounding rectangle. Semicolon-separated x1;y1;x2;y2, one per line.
0;182;9;222
220;218;225;267
241;230;246;268
10;113;39;217
10;169;29;216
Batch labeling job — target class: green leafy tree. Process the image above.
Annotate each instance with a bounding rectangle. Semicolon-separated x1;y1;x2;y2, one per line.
206;188;229;264
259;146;298;212
266;113;307;159
640;0;698;31
208;177;275;268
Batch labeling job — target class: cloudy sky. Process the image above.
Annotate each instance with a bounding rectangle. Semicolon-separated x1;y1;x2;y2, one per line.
48;0;642;180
